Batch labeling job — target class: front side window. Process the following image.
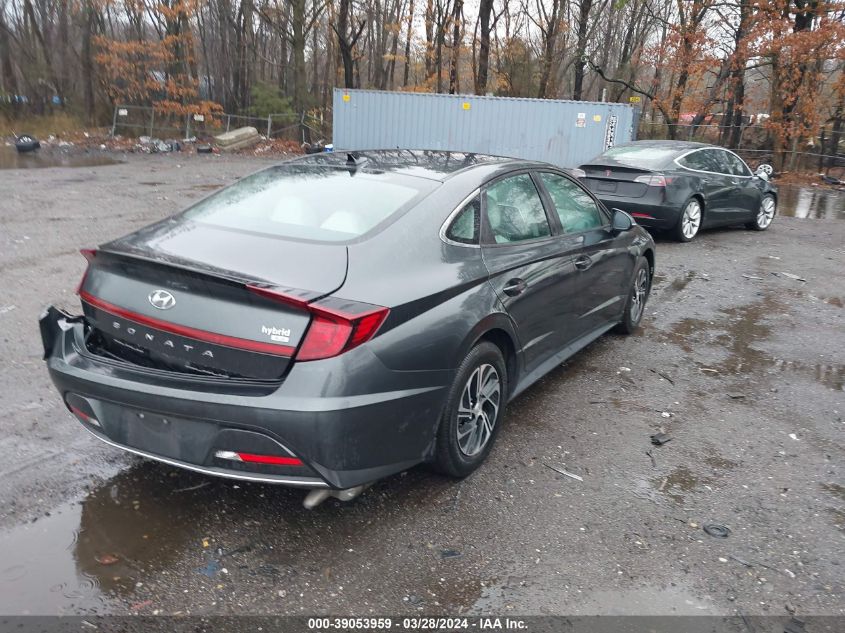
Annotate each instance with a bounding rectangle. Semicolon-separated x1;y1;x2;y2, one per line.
183;165;435;242
445;196;481;245
539;172;604;233
483;174;551;244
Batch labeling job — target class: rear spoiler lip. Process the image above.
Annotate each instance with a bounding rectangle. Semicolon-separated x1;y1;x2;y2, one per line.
580;162;657;174
92;247;325;305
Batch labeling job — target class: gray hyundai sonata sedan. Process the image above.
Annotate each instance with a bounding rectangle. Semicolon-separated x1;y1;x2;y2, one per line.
41;150;655;506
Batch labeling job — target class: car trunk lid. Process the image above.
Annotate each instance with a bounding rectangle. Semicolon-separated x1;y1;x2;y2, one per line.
580;160;655;198
78;226;349;381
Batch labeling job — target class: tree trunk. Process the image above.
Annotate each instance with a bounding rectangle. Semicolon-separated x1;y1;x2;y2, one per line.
572;0;592;100
448;0;462;94
474;0;493;95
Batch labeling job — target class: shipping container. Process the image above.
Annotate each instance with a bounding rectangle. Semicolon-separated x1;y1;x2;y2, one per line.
332;88;637;168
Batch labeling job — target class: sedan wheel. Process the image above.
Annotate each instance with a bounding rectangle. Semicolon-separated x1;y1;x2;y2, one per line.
747;194;776;231
615;256;651;335
456;364;501;457
433;342;508;477
675;199;702;242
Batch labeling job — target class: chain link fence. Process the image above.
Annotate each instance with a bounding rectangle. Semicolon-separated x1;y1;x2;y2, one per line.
638;120;845;173
110;105;331;145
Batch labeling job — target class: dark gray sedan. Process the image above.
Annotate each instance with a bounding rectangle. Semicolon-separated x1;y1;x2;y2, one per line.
40;150;655;507
579;140;778;241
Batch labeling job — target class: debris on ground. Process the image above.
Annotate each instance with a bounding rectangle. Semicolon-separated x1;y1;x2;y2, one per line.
214;126;261;152
648;368;675;384
777;272;807;282
650;433;673;446
784;617;805;633
94;553;119;565
544;463;583;482
0;305;17;315
197;559;222;577
728;393;747;399
729;554;753;567
742;274;764;280
645;449;657;468
700;367;719;373
788;433;800;441
440;549;462;559
703;523;732;538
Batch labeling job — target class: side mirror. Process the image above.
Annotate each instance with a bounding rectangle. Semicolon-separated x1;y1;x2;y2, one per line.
611;208;633;232
755;164;773;181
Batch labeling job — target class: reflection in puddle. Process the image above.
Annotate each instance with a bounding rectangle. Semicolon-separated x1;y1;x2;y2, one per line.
0;146;121;169
777;185;845;220
0;464;204;613
661;295;844;391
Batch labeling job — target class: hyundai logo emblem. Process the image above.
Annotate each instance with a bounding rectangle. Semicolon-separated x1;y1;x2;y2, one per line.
148;289;176;310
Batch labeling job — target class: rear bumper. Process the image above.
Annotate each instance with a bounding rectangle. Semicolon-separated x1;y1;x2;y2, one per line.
596;196;680;230
41;307;451;489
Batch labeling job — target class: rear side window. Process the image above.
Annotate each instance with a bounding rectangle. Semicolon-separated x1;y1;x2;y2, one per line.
183;166;435;242
718;150;752;177
539;172;604;233
678;149;722;173
445;196;481;245
484;174;551;244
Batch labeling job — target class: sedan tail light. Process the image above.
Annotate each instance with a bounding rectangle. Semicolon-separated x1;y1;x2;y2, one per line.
634;174;671;187
247;285;389;362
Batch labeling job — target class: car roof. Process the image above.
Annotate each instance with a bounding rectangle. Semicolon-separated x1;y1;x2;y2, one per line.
613;140;711;151
289;149;550;182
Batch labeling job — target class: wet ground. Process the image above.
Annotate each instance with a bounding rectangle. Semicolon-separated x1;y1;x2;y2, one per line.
0;145;122;170
0;154;843;618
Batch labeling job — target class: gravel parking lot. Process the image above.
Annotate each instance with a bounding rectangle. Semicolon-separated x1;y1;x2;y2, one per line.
0;152;843;619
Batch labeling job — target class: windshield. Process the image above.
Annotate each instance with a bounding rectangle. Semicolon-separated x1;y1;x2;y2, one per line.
601;145;679;169
183;165;436;242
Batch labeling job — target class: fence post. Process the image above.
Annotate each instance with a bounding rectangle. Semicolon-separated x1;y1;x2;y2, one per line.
819;130;826;173
149;108;155;137
185;115;191;140
110;106;118;138
267;114;272;138
226;115;231;133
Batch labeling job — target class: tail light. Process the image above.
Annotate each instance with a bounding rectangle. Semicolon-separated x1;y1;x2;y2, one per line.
247;285;389;362
75;248;97;295
634;174;671;187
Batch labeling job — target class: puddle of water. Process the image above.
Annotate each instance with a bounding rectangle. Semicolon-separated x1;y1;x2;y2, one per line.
0;145;121;169
653;465;711;504
661;295;845;391
0;463;213;614
778;185;845;220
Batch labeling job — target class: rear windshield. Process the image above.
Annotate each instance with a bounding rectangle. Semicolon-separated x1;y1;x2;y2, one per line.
183;165;436;241
601;145;679;169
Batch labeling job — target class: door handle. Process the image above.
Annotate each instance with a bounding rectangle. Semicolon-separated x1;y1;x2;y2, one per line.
503;278;527;296
574;255;594;271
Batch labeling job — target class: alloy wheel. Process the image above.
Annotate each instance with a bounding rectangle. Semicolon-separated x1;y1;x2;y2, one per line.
630;266;649;323
456;364;501;457
681;200;702;239
757;196;776;229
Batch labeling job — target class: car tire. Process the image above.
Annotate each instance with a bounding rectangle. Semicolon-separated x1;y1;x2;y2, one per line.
746;194;776;231
615;256;651;335
433;341;508;478
673;198;703;242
